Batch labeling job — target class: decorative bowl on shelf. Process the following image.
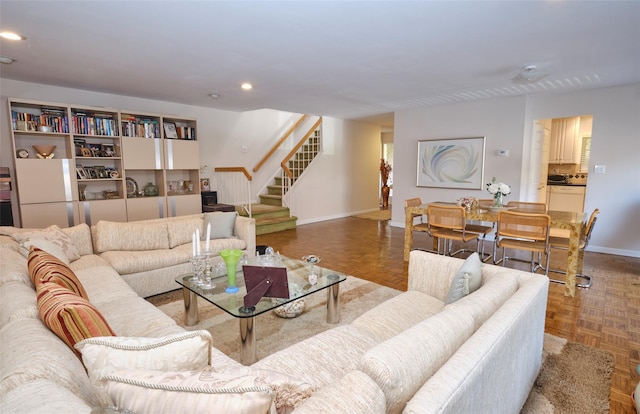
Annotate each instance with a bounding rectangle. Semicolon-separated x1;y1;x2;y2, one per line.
32;145;56;159
38;125;53;133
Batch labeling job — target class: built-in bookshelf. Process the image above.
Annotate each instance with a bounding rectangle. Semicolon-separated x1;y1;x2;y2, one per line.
8;98;201;227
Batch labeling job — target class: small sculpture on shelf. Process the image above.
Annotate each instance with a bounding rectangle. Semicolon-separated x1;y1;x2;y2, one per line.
32;145;56;159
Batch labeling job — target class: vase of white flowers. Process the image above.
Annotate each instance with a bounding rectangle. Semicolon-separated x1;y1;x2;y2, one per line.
486;177;511;208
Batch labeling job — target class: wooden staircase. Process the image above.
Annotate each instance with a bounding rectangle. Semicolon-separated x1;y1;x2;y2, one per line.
246;134;320;235
239;202;297;235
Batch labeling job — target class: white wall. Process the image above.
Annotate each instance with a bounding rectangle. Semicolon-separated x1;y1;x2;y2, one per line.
393;84;640;257
393;95;527;220
1;79;382;226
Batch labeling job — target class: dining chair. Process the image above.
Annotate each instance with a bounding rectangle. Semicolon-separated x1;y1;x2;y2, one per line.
506;201;547;213
426;203;480;257
405;197;435;254
495;210;551;275
547;208;600;288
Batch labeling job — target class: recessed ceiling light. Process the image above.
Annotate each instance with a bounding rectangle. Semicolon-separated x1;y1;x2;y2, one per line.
209;93;221;99
0;31;24;41
241;83;253;91
0;56;14;64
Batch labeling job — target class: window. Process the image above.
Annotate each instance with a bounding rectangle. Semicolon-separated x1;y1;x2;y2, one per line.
580;137;591;172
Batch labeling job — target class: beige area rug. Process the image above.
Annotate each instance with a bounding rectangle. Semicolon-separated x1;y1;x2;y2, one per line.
353;209;391;221
147;279;613;413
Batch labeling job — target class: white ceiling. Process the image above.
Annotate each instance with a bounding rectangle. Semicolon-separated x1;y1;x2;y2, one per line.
1;1;639;130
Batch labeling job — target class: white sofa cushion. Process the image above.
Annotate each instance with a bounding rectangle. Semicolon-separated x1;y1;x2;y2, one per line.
0;281;39;329
351;290;444;341
167;215;204;249
100;248;190;275
293;370;386;414
93;220;169;252
358;309;476;414
0;249;31;287
252;324;380;387
75;330;213;382
60;223;94;256
0;318;113;408
98;368;275;414
0;379;92;414
445;270;520;330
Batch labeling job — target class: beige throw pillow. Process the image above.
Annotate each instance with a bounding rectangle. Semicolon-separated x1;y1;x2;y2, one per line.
13;225;81;262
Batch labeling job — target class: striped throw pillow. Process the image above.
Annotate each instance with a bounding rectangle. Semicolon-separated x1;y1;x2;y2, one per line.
36;282;115;356
28;247;89;300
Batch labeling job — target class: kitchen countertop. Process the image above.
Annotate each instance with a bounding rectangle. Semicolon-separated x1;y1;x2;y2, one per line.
547;183;587;187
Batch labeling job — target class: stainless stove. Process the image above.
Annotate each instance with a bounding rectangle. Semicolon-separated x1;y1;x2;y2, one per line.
547;173;588;186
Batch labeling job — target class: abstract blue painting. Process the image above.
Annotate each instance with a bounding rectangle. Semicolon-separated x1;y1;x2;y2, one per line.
417;137;485;189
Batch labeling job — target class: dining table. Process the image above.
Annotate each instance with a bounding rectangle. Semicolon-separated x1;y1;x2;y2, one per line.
404;203;586;297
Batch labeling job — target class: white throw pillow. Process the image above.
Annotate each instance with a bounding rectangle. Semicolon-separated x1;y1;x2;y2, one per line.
445;252;482;304
204;212;237;239
208;365;318;412
13;225;81;262
99;367;275;414
75;330;213;382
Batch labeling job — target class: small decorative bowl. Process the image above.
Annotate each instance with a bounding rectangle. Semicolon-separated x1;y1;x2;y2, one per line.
38;125;53;133
302;255;321;265
273;299;305;319
32;145;56;158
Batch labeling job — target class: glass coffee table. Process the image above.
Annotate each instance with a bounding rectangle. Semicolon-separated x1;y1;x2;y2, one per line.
175;254;347;365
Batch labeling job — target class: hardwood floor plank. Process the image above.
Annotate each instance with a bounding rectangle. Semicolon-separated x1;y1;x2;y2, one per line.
257;214;640;412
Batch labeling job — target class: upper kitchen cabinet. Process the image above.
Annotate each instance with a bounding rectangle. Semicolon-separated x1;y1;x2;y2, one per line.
549;117;581;164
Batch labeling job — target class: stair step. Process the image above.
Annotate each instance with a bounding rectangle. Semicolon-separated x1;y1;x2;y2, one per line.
255;215;298;235
258;194;282;206
266;185;282;195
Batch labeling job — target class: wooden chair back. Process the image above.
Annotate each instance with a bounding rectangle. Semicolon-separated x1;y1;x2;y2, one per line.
497;211;551;242
427;204;466;231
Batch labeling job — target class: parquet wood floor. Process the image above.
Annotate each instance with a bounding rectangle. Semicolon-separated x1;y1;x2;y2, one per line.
257;214;640;413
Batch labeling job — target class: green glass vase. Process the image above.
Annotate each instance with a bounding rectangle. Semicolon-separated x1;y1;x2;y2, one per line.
220;249;243;293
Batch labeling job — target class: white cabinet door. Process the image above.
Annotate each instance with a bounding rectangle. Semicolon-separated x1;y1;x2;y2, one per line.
550;118;581;164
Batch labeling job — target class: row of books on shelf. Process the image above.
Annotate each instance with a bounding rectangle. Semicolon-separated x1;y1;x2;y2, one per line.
121;118;161;138
73;113;118;136
170;125;196;140
11;110;69;133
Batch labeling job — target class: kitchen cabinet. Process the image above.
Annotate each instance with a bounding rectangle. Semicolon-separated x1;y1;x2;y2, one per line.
550;117;581;164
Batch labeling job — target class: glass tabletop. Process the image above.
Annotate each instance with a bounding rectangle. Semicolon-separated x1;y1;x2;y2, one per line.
175;254;347;318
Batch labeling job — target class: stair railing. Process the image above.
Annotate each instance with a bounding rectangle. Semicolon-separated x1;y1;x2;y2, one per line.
253;114;307;173
281;117;323;213
213;167;252;217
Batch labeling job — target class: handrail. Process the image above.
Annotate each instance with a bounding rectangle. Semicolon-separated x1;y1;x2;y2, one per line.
214;166;252;181
253;114;307;173
281;117;323;179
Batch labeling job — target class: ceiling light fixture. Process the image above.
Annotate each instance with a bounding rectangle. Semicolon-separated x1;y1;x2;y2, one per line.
0;56;14;64
209;93;221;99
511;65;548;84
241;83;253;91
0;31;24;41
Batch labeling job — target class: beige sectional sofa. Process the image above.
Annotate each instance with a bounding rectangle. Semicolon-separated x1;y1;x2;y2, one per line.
0;215;549;414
